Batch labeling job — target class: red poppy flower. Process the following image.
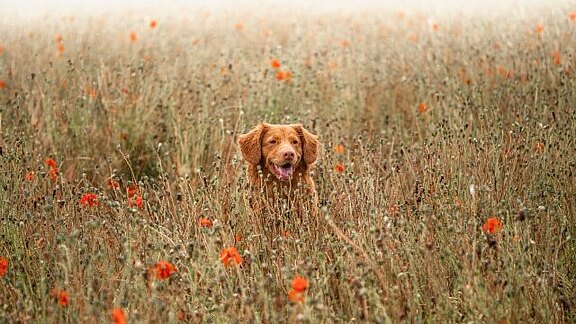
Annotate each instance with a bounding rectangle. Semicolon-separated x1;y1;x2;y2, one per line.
334;163;345;173
130;31;137;43
291;275;308;292
128;196;143;208
0;80;5;89
48;168;58;181
199;217;213;228
276;70;292;81
50;289;69;307
220;247;243;267
288;289;305;303
127;185;139;198
0;257;8;277
482;217;503;234
152;261;177;279
25;171;35;182
80;193;98;207
418;102;428;114
107;179;120;190
112;308;127;324
287;275;308;303
134;196;143;208
149;19;157;29
271;59;281;69
45;158;57;168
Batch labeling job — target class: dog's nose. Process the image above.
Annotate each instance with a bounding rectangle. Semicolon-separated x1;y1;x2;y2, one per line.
283;151;295;160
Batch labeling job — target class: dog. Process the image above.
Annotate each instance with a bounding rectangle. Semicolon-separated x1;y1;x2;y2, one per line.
237;123;319;226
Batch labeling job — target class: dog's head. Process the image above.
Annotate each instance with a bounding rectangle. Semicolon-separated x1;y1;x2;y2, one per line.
238;123;319;181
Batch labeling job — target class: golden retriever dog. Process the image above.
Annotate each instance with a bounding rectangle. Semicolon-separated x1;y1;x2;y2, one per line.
238;123;319;227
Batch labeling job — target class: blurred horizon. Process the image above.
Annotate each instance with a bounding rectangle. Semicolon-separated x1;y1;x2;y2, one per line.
0;0;572;18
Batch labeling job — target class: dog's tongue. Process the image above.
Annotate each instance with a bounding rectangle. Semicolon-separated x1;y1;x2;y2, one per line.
276;165;294;180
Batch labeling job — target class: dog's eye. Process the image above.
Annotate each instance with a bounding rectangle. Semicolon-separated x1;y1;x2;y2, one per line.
292;140;299;144
269;140;277;144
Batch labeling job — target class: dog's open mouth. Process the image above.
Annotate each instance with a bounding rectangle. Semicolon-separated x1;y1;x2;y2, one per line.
271;163;295;180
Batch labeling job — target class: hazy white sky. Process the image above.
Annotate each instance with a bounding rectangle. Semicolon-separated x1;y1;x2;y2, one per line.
0;0;569;17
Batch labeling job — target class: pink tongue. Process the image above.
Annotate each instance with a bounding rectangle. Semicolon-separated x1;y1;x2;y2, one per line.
277;165;293;179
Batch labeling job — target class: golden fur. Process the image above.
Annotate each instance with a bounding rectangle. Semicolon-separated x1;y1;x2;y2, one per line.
238;123;319;221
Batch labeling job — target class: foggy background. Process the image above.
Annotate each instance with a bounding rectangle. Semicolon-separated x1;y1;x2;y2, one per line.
0;0;570;18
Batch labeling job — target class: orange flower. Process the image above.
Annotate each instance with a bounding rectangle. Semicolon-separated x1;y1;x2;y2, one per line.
25;171;35;181
152;261;177;279
50;289;69;307
199;217;213;228
534;141;545;153
234;22;243;31
334;144;345;154
482;217;503;234
0;257;8;277
535;23;544;34
80;193;98;207
235;233;242;243
340;39;350;48
288;289;305;303
276;70;292;81
45;158;57;168
129;196;144;208
418;102;428;114
220;247;243;267
58;290;69;307
55;34;63;43
570;12;576;21
0;80;5;89
149;19;157;29
334;163;345;173
552;50;561;65
107;178;120;190
127;184;139;198
432;23;439;32
56;44;65;54
130;31;137;43
287;275;308;303
48;168;58;181
45;158;58;180
291;275;308;292
0;46;4;54
271;59;281;69
112;308;127;324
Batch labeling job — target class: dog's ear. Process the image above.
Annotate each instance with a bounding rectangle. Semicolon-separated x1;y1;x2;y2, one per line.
238;124;268;165
292;124;319;166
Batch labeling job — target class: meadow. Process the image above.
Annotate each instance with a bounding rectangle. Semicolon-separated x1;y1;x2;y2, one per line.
0;3;575;323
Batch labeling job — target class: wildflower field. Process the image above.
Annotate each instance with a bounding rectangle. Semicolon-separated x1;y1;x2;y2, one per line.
0;2;575;323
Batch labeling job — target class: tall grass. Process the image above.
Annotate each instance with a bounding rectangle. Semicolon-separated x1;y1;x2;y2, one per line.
0;5;575;322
